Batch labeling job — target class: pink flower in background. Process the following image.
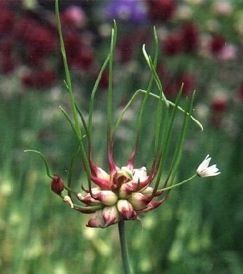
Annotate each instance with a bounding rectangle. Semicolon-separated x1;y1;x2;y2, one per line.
217;44;236;61
61;5;87;29
209;35;236;60
212;2;233;16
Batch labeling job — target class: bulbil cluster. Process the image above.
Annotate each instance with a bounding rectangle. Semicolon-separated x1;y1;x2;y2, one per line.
52;163;164;228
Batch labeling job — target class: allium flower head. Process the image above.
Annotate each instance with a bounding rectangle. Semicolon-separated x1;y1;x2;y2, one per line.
72;163;164;228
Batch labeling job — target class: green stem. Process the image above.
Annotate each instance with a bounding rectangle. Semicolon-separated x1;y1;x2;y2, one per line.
118;221;132;274
157;174;197;192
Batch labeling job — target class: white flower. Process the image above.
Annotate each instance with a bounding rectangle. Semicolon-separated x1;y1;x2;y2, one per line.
197;155;220;177
133;167;148;182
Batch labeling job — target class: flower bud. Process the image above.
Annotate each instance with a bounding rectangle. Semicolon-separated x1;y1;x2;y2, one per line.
51;176;64;194
96;167;110;181
77;188;101;205
141;186;154;195
119;181;138;198
87;210;105;228
102;206;119;226
113;167;132;189
117;200;137;220
128;192;149;210
133;167;148;182
94;190;118;206
140;200;163;213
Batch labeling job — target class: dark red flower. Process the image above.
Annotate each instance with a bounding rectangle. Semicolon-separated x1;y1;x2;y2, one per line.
164;83;177;97
210;35;226;55
163;33;182;56
0;40;17;73
0;8;15;35
177;73;196;96
210;97;227;127
163;23;198;56
14;18;56;55
0;55;15;74
99;70;109;89
211;98;227;112
146;0;176;22
180;22;198;53
0;39;13;56
117;35;134;63
238;82;243;101
21;69;57;89
63;32;94;71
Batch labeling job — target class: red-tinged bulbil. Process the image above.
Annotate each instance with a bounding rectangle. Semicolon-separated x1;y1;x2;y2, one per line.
51;176;64;194
102;206;119;226
117;200;137;220
63;163;166;228
87;210;105;228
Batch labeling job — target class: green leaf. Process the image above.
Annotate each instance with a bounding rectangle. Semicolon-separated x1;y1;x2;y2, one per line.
107;20;117;140
88;53;110;139
24;149;52;179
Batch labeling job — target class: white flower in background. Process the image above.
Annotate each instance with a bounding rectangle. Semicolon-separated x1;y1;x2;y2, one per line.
197;155;220;177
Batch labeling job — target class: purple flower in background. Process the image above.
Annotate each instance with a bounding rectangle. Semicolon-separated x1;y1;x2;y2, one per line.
104;0;148;24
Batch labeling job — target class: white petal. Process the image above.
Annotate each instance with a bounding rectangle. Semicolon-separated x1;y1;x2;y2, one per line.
197;155;220;178
133;167;148;182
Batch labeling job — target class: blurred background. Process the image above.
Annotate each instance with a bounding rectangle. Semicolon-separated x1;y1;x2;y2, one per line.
1;0;243;273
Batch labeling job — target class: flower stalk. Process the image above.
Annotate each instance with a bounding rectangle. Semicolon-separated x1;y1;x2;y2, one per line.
118;220;133;274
